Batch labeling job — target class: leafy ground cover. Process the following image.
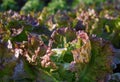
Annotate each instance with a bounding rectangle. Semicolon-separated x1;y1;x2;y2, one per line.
0;0;120;82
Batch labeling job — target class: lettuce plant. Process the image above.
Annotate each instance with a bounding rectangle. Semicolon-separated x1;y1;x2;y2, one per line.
0;6;119;82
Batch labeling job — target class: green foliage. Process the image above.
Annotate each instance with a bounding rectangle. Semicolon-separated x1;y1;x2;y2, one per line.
47;0;66;14
79;0;105;4
0;0;18;11
21;0;44;12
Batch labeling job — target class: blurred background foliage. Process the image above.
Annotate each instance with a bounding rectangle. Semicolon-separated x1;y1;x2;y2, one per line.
0;0;114;13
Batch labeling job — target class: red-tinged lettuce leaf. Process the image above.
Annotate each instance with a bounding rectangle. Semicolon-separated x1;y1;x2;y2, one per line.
13;33;47;64
68;31;113;82
51;27;76;48
71;40;91;64
77;37;113;82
